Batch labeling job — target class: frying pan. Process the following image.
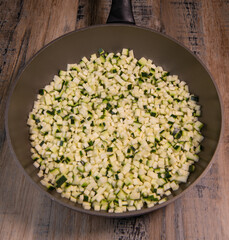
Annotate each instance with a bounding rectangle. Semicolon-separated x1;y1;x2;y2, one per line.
5;0;223;217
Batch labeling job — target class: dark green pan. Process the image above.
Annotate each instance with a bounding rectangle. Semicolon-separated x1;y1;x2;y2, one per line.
5;1;223;218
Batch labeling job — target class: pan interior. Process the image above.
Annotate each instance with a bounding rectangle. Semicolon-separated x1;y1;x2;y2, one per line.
6;25;222;217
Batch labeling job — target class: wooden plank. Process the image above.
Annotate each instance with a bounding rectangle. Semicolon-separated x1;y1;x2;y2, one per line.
159;1;229;239
0;0;229;239
0;1;79;240
76;0;111;27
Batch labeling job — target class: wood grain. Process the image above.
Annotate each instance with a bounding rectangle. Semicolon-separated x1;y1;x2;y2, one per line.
1;0;229;239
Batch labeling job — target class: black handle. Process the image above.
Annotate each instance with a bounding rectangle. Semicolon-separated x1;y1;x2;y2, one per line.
107;0;135;25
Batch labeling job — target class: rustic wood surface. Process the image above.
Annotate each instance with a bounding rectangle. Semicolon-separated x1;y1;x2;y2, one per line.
0;0;229;239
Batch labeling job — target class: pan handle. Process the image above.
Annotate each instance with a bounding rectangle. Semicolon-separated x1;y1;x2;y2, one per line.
106;0;135;25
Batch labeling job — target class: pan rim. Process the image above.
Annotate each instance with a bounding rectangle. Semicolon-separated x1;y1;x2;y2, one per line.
5;23;224;218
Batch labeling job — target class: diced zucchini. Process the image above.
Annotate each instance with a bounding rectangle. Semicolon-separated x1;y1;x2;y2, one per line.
122;48;129;56
28;48;203;213
117;190;127;200
186;152;199;162
56;175;67;188
137;57;147;66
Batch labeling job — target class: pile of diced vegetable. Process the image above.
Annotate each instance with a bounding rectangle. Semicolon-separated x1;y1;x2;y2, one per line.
27;48;204;213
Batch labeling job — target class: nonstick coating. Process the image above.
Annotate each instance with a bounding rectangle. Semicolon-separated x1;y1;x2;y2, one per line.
6;25;222;217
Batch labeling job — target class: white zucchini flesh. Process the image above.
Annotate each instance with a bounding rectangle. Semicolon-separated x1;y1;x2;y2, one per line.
27;48;204;213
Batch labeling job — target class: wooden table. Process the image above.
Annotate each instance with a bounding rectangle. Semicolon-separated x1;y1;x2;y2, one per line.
1;0;228;239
